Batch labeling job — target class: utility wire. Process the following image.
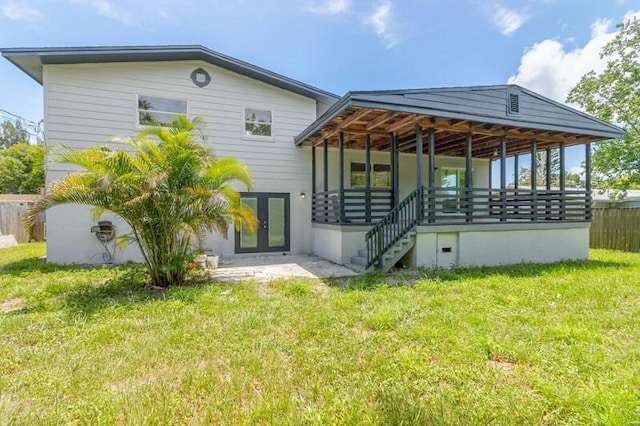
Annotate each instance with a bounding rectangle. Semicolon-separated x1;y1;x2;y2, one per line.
0;108;44;141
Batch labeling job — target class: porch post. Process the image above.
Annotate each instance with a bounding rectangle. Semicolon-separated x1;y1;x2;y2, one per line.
392;134;400;208
559;142;566;190
339;131;345;223
312;145;316;195
585;142;592;220
545;148;552;219
415;125;424;222
559;141;566;220
500;135;507;222
514;155;519;189
489;159;492;188
427;128;435;223
323;138;328;223
365;134;371;223
531;139;538;221
465;132;473;223
545;148;552;190
312;145;316;222
323;138;328;192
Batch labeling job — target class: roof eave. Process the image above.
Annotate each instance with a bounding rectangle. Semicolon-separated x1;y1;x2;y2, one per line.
294;93;624;145
294;93;353;145
1;45;339;102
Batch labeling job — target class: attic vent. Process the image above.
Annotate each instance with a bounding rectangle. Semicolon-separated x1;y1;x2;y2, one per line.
508;92;520;115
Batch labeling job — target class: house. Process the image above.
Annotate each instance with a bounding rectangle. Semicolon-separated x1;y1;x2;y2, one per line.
593;190;640;208
1;45;623;270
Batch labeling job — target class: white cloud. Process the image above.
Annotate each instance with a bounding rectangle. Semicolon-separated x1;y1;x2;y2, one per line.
492;3;528;36
508;11;640;104
365;0;399;49
0;1;42;21
72;0;136;26
590;18;613;38
569;166;583;175
306;0;350;15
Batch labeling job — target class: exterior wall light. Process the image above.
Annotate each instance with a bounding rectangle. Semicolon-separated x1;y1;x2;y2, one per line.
300;192;306;199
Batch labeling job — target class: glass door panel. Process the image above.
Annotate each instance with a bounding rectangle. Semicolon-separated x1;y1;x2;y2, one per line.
268;198;285;248
235;193;289;253
239;197;258;249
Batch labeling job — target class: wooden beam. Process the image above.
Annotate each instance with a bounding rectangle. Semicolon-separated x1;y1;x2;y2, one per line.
323;108;373;139
366;111;399;131
385;114;419;133
419;117;594;144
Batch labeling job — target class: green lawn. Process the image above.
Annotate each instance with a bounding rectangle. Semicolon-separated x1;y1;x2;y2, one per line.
1;243;639;424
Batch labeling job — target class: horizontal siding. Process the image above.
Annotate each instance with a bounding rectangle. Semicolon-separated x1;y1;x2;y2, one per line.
44;60;317;181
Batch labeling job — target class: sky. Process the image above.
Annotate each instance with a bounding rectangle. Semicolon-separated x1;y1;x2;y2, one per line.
0;0;638;179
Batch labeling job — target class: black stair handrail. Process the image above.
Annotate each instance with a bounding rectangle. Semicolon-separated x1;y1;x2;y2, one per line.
365;186;424;269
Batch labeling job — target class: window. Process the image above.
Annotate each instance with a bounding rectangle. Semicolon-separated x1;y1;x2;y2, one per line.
350;163;390;188
440;168;472;213
244;108;272;137
440;168;467;188
138;95;187;126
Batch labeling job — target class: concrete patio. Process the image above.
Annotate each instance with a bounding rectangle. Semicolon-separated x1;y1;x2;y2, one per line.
209;254;358;283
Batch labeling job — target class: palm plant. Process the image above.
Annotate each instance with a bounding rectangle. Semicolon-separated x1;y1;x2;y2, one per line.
29;115;256;287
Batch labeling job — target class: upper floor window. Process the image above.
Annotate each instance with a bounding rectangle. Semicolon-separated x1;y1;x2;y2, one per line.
244;108;272;137
138;95;187;126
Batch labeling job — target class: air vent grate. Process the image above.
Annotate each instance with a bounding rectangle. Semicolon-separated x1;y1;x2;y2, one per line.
508;93;520;114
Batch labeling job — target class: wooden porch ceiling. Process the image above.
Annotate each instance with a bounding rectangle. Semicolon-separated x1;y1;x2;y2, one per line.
306;107;601;159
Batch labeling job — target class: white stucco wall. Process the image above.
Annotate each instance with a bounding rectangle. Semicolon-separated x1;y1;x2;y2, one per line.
313;224;368;265
409;223;590;269
43;60;317;263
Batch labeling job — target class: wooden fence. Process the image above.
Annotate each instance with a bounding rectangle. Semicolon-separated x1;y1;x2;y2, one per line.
0;204;45;243
590;208;640;252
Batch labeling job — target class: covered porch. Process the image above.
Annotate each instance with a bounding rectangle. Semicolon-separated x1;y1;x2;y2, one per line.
295;85;623;270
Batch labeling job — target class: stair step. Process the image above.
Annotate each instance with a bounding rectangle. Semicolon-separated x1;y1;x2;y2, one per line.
350;255;368;266
345;263;367;273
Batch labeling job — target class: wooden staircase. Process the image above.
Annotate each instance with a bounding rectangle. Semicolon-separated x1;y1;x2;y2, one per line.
350;186;424;273
349;229;416;272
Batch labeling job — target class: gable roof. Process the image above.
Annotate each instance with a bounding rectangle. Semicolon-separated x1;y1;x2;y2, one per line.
295;84;623;145
1;45;339;104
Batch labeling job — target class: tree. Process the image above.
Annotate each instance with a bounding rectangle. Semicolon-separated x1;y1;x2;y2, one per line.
567;17;640;191
565;172;585;188
0;143;45;193
517;150;560;187
29;116;256;287
0;120;29;149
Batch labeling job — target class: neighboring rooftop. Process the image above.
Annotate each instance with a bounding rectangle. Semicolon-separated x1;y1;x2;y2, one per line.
0;45;339;105
0;194;38;204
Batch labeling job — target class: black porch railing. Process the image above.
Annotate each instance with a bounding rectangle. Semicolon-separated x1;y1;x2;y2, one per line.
361;186;591;270
312;188;393;224
423;187;592;223
312;186;591;226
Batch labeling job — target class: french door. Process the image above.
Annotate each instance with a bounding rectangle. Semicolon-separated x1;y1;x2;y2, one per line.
235;193;290;253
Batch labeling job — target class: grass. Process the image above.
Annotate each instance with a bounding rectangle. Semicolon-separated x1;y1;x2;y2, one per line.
1;243;640;424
